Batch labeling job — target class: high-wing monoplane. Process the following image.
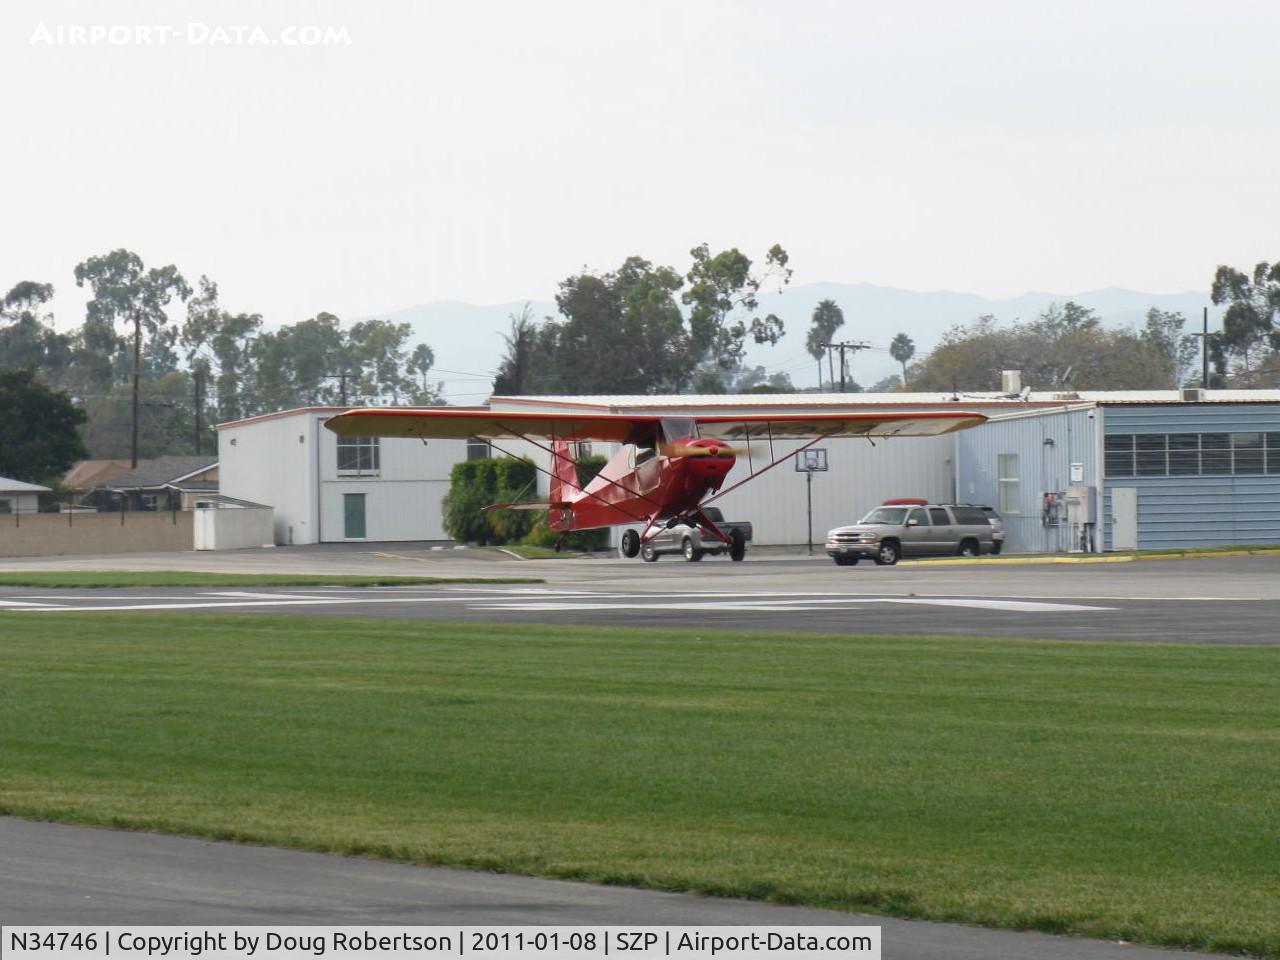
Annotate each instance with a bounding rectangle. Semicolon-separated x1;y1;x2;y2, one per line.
325;407;986;560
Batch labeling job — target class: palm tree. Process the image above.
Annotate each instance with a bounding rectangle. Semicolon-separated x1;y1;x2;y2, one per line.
806;300;844;390
889;333;915;388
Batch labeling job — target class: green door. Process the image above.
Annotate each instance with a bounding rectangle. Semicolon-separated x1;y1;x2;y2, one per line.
343;493;367;539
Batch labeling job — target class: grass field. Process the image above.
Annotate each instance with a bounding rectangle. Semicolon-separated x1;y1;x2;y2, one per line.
1;614;1277;955
0;572;542;588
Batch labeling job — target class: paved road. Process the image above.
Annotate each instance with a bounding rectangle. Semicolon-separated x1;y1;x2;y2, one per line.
4;553;1279;642
0;818;1204;960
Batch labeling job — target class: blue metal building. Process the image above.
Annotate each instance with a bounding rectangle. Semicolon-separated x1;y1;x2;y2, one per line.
956;392;1280;553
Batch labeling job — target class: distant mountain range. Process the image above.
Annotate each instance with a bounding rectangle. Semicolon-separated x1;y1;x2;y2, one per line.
365;284;1222;403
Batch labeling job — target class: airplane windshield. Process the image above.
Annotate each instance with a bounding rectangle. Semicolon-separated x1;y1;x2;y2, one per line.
660;417;698;444
859;507;908;524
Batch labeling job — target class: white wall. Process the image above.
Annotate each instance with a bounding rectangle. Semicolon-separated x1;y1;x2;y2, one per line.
0;493;42;514
709;434;955;544
218;412;316;544
218;409;470;544
194;507;275;550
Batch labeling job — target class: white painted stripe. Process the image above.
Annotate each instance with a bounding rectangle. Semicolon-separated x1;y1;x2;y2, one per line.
0;599;58;608
474;597;1112;613
208;591;328;600
15;597;463;613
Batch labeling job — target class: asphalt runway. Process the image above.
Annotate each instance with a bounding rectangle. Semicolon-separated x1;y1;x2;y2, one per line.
3;553;1279;642
0;818;1204;960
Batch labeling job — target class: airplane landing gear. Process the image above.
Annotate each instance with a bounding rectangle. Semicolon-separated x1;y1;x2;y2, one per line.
729;527;746;561
620;528;640;558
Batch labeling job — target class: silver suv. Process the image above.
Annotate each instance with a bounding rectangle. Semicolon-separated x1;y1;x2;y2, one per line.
826;503;996;566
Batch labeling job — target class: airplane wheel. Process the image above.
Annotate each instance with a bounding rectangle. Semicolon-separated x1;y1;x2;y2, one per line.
729;528;746;561
641;543;658;562
682;537;704;561
620;528;640;558
874;540;901;566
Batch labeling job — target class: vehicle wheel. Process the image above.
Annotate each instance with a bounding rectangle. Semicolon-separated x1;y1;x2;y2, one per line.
729;528;746;561
640;543;658;562
957;538;979;557
991;541;1003;555
874;540;900;566
834;557;858;566
620;528;640;558
682;537;704;561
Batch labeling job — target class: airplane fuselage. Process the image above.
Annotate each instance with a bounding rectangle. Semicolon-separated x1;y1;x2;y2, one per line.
549;438;735;531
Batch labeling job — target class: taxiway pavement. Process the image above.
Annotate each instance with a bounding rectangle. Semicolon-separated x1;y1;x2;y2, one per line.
3;552;1278;642
0;817;1205;960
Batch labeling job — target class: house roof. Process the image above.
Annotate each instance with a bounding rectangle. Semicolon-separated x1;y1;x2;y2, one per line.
0;476;52;494
191;494;271;509
63;459;133;491
102;456;219;491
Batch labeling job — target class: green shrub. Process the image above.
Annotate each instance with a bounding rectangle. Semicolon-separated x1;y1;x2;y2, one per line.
441;460;499;544
443;452;611;549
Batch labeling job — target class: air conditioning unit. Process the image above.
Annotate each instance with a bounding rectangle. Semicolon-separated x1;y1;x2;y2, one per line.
1181;387;1205;402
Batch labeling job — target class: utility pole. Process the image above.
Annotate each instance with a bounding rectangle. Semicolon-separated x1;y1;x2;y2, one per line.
325;371;355;406
193;370;203;455
1202;306;1209;390
130;309;142;468
1190;306;1212;390
820;340;872;392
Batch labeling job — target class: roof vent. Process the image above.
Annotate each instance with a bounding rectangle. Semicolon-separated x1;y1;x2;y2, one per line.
1001;370;1022;394
1181;387;1206;402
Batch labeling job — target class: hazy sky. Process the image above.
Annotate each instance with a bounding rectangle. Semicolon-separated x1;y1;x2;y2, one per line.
3;0;1278;329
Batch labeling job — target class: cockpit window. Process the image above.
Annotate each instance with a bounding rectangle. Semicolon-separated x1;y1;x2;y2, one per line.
660;417;698;444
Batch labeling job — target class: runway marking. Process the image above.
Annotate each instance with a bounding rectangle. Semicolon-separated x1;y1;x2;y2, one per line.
14;597;464;613
473;597;1114;614
0;599;56;608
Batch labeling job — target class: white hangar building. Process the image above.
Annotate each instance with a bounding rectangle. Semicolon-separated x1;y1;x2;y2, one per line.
217;406;475;545
219;389;1280;553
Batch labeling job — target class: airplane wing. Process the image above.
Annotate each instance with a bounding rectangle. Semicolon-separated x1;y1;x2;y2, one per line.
326;407;986;441
325;408;658;442
693;411;987;440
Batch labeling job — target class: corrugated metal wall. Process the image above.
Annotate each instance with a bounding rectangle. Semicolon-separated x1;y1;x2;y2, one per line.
711;434;956;545
956;407;1099;554
1103;403;1280;549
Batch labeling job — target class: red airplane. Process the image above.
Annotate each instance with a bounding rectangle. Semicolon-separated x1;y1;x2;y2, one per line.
326;407;986;560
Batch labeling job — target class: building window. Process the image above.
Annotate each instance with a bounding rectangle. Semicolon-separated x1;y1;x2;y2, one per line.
1168;433;1200;475
997;453;1020;514
1108;430;1280;477
1232;432;1265;474
0;499;10;514
1135;434;1167;476
1200;433;1231;475
466;437;491;461
337;435;380;475
1105;434;1135;476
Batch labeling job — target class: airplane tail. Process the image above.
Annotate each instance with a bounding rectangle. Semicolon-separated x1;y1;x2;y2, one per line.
549;440;579;505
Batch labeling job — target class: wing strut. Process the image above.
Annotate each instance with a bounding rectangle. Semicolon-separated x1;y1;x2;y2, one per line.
701;430;837;509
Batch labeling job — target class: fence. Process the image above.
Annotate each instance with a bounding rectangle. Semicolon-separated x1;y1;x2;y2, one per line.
0;510;194;558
